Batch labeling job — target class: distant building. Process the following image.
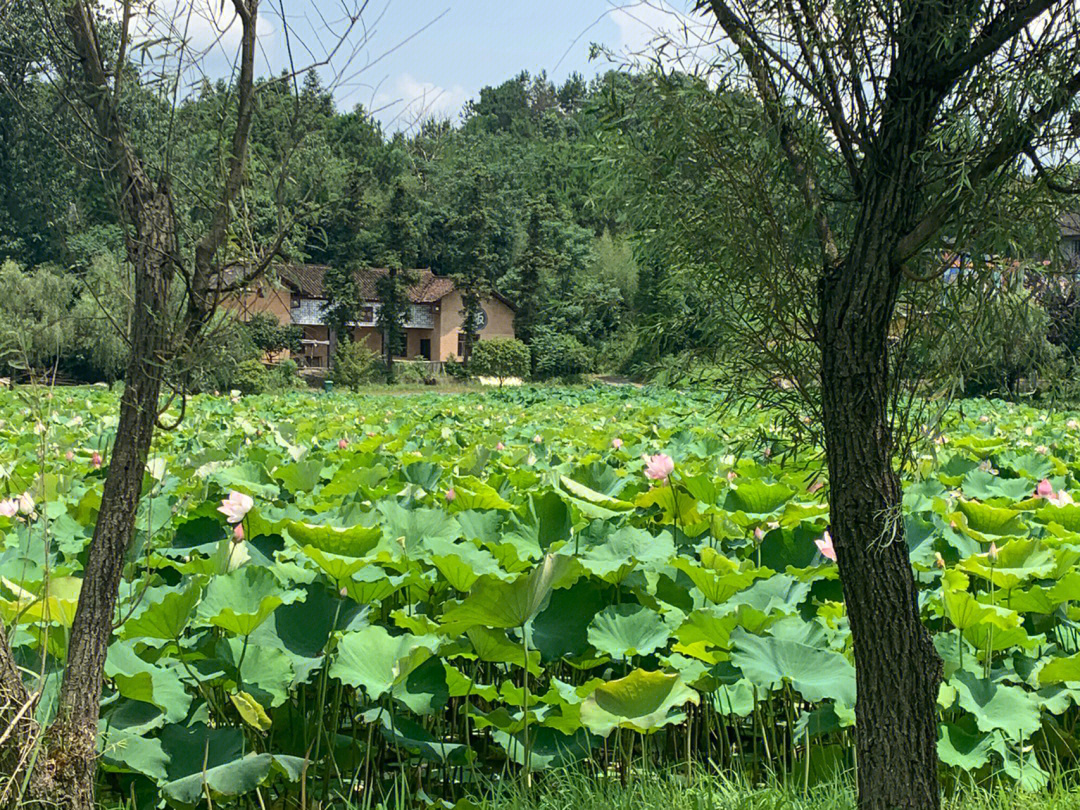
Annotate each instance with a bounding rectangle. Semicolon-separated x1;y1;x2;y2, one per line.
1062;212;1080;270
230;265;515;367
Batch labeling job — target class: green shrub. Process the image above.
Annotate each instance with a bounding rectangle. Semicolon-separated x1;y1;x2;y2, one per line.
332;341;384;388
394;360;434;385
244;313;302;356
443;354;467;379
531;328;593;379
231;359;270;395
469;337;530;385
269;358;303;390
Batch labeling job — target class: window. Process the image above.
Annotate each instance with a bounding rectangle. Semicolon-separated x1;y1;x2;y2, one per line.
360;306;375;323
457;332;479;358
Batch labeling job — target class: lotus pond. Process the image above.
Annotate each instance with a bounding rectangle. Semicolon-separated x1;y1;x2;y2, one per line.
4;385;1080;808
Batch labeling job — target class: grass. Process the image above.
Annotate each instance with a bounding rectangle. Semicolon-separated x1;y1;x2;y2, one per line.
472;772;1080;810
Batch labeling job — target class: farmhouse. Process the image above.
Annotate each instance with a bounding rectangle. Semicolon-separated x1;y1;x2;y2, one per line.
231;265;515;367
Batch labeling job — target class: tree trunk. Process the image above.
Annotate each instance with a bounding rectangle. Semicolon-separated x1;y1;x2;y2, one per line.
30;189;176;810
819;253;943;810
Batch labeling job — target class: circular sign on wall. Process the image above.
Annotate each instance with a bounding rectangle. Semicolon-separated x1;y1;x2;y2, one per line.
471;308;489;332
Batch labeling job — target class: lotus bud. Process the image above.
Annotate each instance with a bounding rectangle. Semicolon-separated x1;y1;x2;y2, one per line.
935;552;946;570
232;523;244;543
988;542;999;562
754;527;765;543
91;451;102;468
339;587;348;598
17;493;34;515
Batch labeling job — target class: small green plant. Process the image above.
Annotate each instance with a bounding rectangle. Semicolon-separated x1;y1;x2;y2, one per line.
469;338;530;386
231;358;270;394
332;341;384;388
531;328;592;379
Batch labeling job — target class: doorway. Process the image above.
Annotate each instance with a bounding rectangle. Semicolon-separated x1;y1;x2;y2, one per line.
420;338;431;360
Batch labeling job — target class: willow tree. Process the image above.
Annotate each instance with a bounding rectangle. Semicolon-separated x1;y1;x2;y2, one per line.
676;2;1080;808
0;2;366;807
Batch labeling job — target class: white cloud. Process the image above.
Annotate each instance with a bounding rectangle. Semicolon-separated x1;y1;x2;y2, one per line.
103;0;277;85
372;72;469;131
606;1;716;70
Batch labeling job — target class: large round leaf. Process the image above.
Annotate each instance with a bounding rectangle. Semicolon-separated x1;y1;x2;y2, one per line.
587;603;671;660
580;669;698;736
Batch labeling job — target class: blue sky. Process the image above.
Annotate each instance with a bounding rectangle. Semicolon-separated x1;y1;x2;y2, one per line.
158;1;707;131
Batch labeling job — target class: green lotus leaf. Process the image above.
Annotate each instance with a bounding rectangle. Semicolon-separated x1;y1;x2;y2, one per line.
121;582;201;640
559;475;634;511
1037;653;1080;685
723;479;795;515
104;641;192;723
580;669;698;736
954;500;1027;536
578;526;674;585
730;625;856;707
329;624;440;702
956;537;1056;590
283;520;381;557
491;727;593;771
100;729;170;783
299;544;370;582
949;670;1041;740
441;553;578;630
162;753;275;804
450;477;514;511
427;538;508;592
937;721;996;770
198;565;302;636
373;711;473;765
587;603;672;660
962;471;1039;502
466;626;541;674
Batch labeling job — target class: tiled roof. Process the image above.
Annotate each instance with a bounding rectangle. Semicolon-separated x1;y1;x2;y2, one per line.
277;265;455;304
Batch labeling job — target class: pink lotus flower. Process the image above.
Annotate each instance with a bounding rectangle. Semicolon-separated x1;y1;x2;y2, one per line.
218;490;253;524
612;438;623;450
726;470;738;482
232;523;245;543
533;434;543;444
496;442;505;451
0;499;16;518
754;527;765;542
65;450;74;461
91;452;102;469
1037;479;1074;506
815;531;837;562
445;488;456;502
338;438;349;450
642;453;675;482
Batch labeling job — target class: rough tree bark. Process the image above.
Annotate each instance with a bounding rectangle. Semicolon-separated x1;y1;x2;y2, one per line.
699;1;1080;807
0;3;259;808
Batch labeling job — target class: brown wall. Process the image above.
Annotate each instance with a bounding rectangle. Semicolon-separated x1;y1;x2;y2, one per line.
224;285;292;325
434;291;516;361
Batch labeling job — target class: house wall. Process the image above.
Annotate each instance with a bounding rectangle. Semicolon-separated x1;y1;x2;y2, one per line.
434;291;516;361
227;285;293;326
348;327;436;359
